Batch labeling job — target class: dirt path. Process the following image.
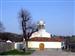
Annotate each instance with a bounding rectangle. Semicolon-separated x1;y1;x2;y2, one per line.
30;49;75;56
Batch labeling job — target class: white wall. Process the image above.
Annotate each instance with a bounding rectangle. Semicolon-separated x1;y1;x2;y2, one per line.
14;42;23;49
28;41;62;48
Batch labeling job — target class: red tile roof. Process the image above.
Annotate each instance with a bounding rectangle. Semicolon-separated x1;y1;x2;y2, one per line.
29;37;64;42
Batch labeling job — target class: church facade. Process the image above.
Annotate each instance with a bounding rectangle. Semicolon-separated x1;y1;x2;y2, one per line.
28;20;64;50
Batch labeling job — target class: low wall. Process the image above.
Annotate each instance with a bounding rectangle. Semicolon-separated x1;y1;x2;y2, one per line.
0;42;14;52
14;42;24;50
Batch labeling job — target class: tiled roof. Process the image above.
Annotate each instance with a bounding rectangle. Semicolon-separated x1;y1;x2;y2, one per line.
29;37;64;42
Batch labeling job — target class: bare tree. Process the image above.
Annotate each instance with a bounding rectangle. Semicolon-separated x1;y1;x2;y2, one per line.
19;9;37;51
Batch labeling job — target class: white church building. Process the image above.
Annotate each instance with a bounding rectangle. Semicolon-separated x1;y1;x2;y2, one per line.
28;20;64;50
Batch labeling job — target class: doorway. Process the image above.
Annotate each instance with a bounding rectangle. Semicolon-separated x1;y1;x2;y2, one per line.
39;43;44;50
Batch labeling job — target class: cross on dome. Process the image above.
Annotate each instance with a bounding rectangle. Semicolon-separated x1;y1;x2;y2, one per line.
37;20;45;26
37;20;45;29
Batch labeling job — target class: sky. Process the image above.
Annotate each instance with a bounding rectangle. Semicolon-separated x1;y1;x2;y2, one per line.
0;0;75;36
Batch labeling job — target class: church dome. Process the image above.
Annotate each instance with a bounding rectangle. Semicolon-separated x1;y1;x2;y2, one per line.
30;20;51;38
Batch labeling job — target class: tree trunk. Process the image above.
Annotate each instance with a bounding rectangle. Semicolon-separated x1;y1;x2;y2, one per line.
25;41;28;52
23;38;28;52
23;38;26;52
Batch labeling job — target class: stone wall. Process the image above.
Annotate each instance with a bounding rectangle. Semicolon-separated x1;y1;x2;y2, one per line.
0;42;14;52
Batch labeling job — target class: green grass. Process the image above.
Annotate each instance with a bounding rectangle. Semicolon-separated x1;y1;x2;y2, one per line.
0;49;35;55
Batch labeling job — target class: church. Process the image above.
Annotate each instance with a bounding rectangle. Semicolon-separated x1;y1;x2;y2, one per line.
28;20;64;50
